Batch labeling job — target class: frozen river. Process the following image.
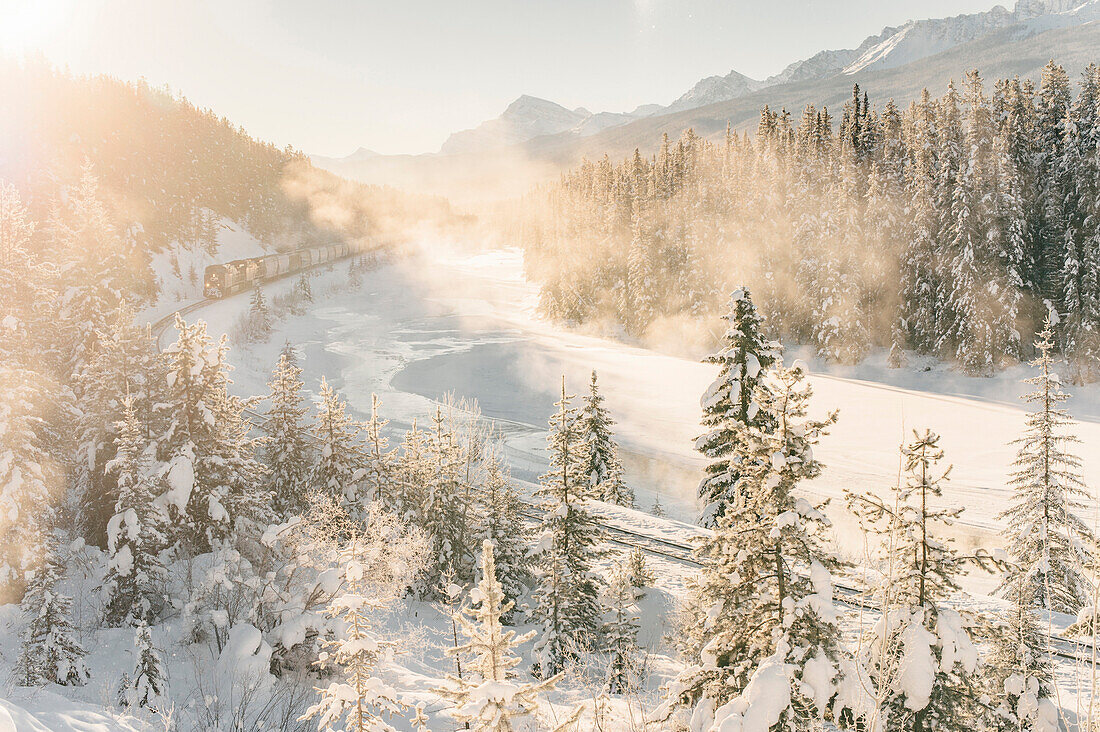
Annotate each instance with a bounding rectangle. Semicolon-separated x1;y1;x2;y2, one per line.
201;241;1100;544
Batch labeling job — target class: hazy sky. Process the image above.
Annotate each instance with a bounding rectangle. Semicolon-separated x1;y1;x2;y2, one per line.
3;0;1005;156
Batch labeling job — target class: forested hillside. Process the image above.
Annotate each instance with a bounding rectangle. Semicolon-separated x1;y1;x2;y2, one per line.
0;59;457;303
519;61;1100;380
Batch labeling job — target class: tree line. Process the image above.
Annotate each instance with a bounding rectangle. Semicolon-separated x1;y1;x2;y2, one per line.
518;62;1100;381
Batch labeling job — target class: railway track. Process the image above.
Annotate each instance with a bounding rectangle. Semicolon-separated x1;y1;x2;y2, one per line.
146;256;1100;669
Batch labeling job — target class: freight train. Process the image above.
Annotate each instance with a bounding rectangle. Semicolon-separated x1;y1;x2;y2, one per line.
202;243;351;298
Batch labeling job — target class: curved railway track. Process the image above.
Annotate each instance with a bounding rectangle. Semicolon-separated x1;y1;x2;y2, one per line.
146;255;1100;669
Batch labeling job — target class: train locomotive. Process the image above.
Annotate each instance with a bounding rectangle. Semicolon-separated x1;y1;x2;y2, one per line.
203;243;350;299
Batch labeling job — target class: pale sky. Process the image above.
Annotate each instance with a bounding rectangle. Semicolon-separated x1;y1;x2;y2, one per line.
2;0;1005;156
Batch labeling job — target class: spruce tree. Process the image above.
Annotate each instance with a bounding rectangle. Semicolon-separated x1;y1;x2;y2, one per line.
696;288;780;526
602;559;641;695
262;352;313;518
998;320;1095;613
847;431;987;731
984;578;1057;731
419;406;476;595
77;302;164;547
363;393;399;510
244;284;273;342
531;377;604;678
579;370;632;506
13;539;89;687
666;364;846;729
117;621;167;711
103;403;168;627
311;376;367;508
158;316;267;553
436;540;558;731
477;457;531;622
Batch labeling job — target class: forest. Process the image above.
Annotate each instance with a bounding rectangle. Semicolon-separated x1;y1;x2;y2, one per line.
519;62;1100;381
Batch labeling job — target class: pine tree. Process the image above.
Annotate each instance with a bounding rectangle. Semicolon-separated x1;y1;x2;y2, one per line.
602;559;641;695
50;162;133;388
0;366;65;600
244;284;273;342
419;406;477;595
363;393;399;510
650;493;665;517
984;577;1057;731
103;403;168;627
311;376;367;507
695;288;780;526
531;377;604;678
998;320;1095;613
158;316;267;554
579;370;632;506
302;502;426;732
396;418;430;521
847;431;987;731
262;352;313;518
76;302;164;547
12;539;89;687
665;365;847;728
477;458;531;622
117;621;167;711
436;540;558;731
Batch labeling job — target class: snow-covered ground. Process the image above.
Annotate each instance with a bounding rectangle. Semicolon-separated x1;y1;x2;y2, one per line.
83;237;1100;730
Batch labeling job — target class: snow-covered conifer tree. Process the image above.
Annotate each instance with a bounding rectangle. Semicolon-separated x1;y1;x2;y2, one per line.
262;352;313;518
436;540;558;731
12;539;89;687
603;559;641;695
847;430;988;731
244;284;273;342
77;302;164;546
626;547;655;590
531;377;604;678
984;577;1058;731
998;320;1095;613
103;403;168;627
158;316;267;553
695;288;780;526
665;364;849;729
396;418;429;521
579;370;632;506
477;456;530;621
419;406;476;595
363;393;399;510
301;501;427;732
311;376;367;507
117;621;167;711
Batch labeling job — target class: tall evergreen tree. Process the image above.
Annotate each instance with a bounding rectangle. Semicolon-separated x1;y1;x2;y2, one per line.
12;539;89;687
531;377;604;678
158;316;267;553
695;288;780;526
103;403;168;627
666;365;848;729
579;370;632;506
602;558;641;695
363;393;399;510
477;457;531;622
311;376;367;508
262;352;313;518
419;406;477;595
998;320;1095;613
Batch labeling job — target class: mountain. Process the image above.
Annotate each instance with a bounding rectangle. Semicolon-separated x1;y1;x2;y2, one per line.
665;70;765;113
439;95;657;154
315;0;1100;202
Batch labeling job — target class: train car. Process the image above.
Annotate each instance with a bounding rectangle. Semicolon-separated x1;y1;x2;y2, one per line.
203;242;353;299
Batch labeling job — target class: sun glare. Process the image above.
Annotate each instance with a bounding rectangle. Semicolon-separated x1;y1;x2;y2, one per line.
0;0;69;54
